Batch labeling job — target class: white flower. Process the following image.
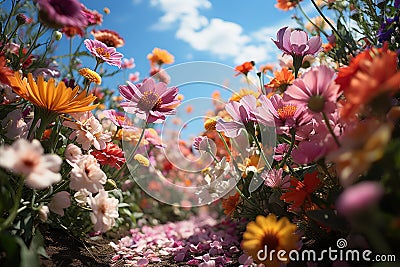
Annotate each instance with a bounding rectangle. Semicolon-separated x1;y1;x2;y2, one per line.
0;139;62;189
88;189;119;232
65;143;82;164
48;191;71;216
63;111;112;150
69;154;107;193
74;188;91;205
1;109;30;140
38;205;49;222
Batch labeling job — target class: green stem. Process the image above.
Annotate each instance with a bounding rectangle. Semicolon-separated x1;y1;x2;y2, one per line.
251;133;271;170
322;112;340;147
280;129;296;169
0;175;24;232
298;2;329;37
0;0;17;52
20;24;47;69
217;131;240;173
125;122;147;164
112;126;121;141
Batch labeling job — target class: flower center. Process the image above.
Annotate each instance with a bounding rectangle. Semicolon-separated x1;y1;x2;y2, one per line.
277;105;297;120
138;91;162;112
308;95;325;112
262;232;279;251
95;47;110;58
22;156;39;169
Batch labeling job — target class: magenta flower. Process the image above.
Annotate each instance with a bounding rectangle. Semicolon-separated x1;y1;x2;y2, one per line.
84;39;123;68
216;95;257;138
119;78;180;124
283;65;341;116
37;0;87;29
262;168;290;189
273;143;290;162
273;26;322;57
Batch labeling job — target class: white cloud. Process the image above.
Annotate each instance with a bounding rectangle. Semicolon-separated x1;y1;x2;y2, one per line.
149;0;290;64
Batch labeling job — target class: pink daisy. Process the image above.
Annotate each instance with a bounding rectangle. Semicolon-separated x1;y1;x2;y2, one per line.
84;39;123;68
262;168;290;189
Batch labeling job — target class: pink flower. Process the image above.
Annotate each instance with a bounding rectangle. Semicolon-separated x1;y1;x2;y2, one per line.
336;181;384;216
273;143;290;161
119;78;180;123
283;65;341;116
193;136;214;152
37;0;87;29
1;109;30;140
48;191;71;216
121;58;135;69
0;139;62;189
273;27;322;57
102;109;133;128
63;112;112;150
88;189;119;232
91;142;126;169
262;168;290;189
69;154;107;193
65;143;82;164
216;95;257;138
129;72;140;82
84;39;123;68
144;128;164;148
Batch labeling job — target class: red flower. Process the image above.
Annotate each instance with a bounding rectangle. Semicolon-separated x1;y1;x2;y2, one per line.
280;171;320;208
234;61;254;76
91;142;125;169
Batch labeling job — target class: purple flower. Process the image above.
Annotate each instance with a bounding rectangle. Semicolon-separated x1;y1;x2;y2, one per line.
37;0;87;29
84;39;123;68
336;181;384;216
119;78;180;124
273;26;322;57
216;95;257;138
262;168;290;189
377;16;399;43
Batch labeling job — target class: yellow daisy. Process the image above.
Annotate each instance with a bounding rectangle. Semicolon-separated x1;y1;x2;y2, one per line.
79;68;102;85
241;214;299;267
229;88;260;102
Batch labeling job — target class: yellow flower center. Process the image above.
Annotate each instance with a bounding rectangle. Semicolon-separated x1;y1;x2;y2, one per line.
95;47;111;58
138;91;162;111
277;105;297;120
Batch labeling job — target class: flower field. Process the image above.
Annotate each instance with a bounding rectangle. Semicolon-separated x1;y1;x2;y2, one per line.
0;0;400;266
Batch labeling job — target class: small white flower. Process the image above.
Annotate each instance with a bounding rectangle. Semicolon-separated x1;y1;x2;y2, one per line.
88;189;119;232
48;191;71;216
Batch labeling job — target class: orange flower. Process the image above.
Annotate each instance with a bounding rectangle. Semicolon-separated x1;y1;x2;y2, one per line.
91;29;125;48
222;193;240;216
266;67;295;93
234;61;254;76
275;0;303;11
281;171;320;208
337;44;400;120
147;47;174;66
259;64;274;74
0;55;13;86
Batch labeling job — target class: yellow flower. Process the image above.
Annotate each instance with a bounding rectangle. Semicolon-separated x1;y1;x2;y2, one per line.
147;47;174;66
9;72;97;114
242;214;299;267
134;154;150;167
79;68;102;85
103;7;110;14
204;117;217;131
229;88;260;102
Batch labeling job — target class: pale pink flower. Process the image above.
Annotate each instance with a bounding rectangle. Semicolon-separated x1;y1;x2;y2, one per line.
48;191;71;216
0;139;62;189
38;205;49;222
121;58;135;69
273;27;322;57
150;67;170;84
1;109;30;139
69;154;107;193
88;189;119;232
128;72;140;82
283;65;341;116
65;143;82;164
63;111;112;150
336;181;384;216
193;136;215;152
74;188;91;205
102;109;133;128
84;39;123;68
262;168;290;189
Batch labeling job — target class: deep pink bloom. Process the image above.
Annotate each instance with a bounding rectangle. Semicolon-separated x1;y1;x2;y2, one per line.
84;39;123;68
273;27;322;57
37;0;87;29
262;168;290;189
283;65;341;116
103;109;133;128
91;142;126;169
273;143;290;162
336;181;384;216
119;78;180;123
216;95;257;138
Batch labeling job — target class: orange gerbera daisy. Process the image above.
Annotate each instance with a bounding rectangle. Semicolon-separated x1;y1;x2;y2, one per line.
0;55;13;85
234;61;254;76
266;67;295;93
91;29;125;48
275;0;303;11
281;171;320;208
147;48;174;66
222;192;240;216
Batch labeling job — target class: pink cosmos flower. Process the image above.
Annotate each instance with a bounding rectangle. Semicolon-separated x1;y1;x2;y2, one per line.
69;154;107;193
273;27;322;57
262;168;290;189
273;143;290;162
216;95;257;138
336;181;384;216
283;65;341;116
121;58;135;69
119;78;180;123
48;191;71;216
102;109;133;128
84;39;123;68
88;189;119;232
37;0;87;29
0;139;62;189
63;111;112;150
